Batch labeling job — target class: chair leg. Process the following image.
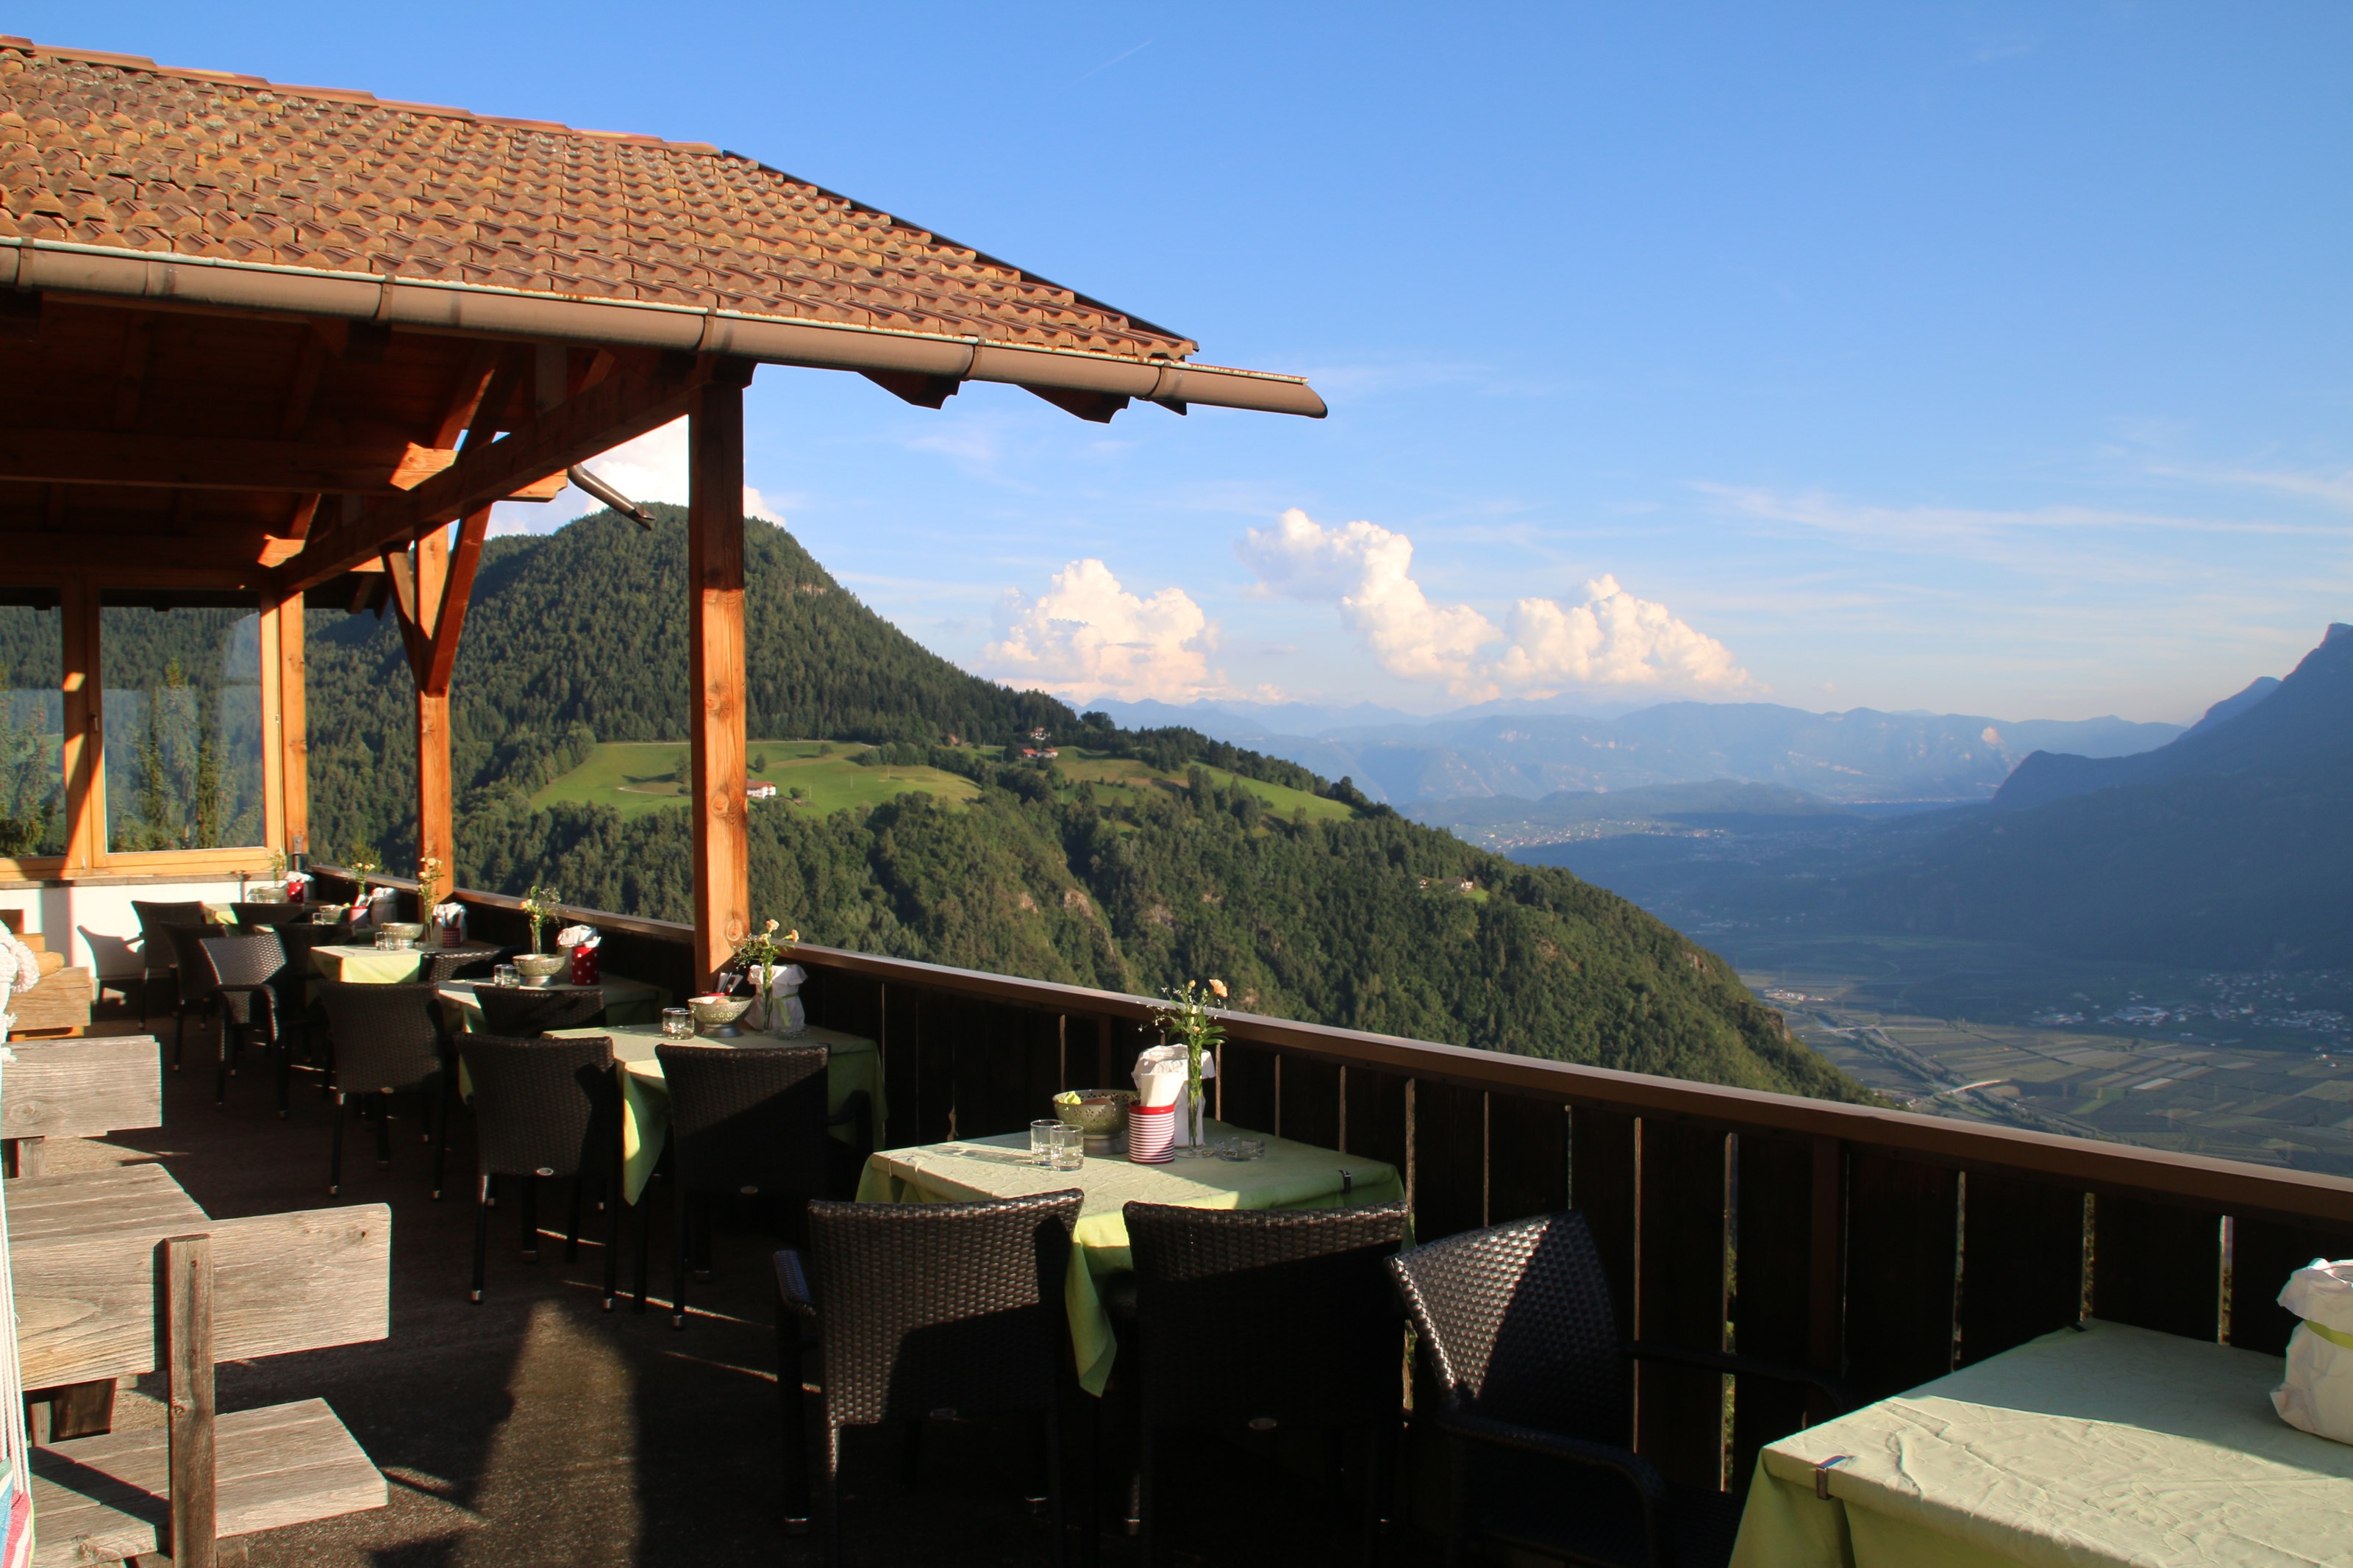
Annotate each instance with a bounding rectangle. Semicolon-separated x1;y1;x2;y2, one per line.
632;1186;651;1314
777;1305;810;1533
671;1188;690;1329
1138;1424;1156;1567
374;1092;393;1167
329;1090;346;1195
601;1172;619;1310
1357;1425;1379;1568
431;1081;451;1201
520;1176;540;1261
564;1175;584;1264
471;1174;492;1303
1046;1406;1066;1568
171;1003;183;1070
824;1426;843;1568
275;1030;291;1118
214;1023;232;1107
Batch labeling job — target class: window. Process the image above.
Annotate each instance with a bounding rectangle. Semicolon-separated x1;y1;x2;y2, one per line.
101;596;266;852
0;592;64;858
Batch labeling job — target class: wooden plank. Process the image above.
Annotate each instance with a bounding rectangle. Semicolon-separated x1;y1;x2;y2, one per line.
2092;1195;2221;1343
1635;1120;1727;1489
1570;1106;1638;1348
163;1234;217;1568
0;428;454;492
421;506;491;696
1484;1093;1567;1225
1279;1054;1342;1154
9;966;93;1036
2229;1214;2353;1356
4;1165;204;1242
1410;1079;1483;1243
1;1037;161;1139
13;1203;390;1389
1843;1153;1959;1403
1960;1171;2084;1364
687;381;748;990
59;577;99;874
260;597;285;851
1732;1133;1814;1479
1341;1064;1410;1175
30;1397;385;1566
1218;1041;1276;1136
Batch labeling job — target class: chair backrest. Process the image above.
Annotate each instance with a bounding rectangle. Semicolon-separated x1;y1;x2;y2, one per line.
653;1042;829;1198
165;923;238;1005
199;930;289;1028
1126;1199;1410;1427
130;901;207;966
460;1034;619;1180
318;981;449;1095
229;901;309;927
475;986;606;1036
424;946;499;986
1386;1210;1631;1445
805;1190;1080;1428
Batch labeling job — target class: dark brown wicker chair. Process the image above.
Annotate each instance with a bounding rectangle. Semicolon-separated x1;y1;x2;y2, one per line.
1388;1211;1848;1568
776;1189;1082;1566
229;900;310;927
422;943;506;985
129;899;205;1024
162;921;226;1071
474;985;607;1036
641;1042;868;1328
459;1033;623;1307
197;930;294;1114
1124;1199;1410;1566
316;980;454;1200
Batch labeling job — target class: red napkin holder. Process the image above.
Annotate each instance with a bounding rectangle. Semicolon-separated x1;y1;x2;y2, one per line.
571;944;601;985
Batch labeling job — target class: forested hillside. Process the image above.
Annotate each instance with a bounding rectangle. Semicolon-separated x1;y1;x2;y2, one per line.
306;509;1863;1099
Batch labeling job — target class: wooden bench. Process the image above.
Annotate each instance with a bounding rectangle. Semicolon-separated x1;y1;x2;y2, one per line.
7;1167;392;1564
1;1036;164;1177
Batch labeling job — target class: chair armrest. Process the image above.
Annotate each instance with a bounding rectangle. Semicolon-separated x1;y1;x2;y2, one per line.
1432;1403;1669;1508
1627;1340;1850;1414
773;1247;817;1322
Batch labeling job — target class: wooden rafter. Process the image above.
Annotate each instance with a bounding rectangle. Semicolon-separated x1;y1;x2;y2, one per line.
112;315;154;430
278;324;337;440
281;353;740;593
428;344;500;449
0;431;455;493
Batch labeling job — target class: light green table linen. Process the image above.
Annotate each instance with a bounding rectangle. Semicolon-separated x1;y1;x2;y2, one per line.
857;1120;1404;1397
1731;1317;2353;1568
439;976;668;1031
543;1023;885;1206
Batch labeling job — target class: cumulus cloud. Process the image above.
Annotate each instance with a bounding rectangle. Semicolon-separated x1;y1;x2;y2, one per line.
490;417;776;535
983;559;1228;703
1237;507;1757;698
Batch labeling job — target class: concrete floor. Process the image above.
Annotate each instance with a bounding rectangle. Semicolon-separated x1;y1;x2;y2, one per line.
51;1001;1435;1567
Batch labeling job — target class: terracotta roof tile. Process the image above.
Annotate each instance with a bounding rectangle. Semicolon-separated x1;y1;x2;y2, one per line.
0;41;1198;360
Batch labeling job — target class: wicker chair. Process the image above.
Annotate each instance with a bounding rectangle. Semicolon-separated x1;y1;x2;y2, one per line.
1124;1200;1410;1566
475;985;607;1036
229;900;310;927
129;899;205;1024
316;981;454;1200
1388;1211;1848;1568
459;1033;623;1307
423;944;505;985
162;922;228;1071
776;1189;1082;1565
642;1042;868;1328
197;930;296;1114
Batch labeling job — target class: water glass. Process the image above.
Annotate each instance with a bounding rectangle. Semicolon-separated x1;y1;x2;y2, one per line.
493;964;521;989
1049;1124;1085;1172
660;1006;694;1039
1030;1119;1063;1167
1220;1137;1266;1162
373;930;395;951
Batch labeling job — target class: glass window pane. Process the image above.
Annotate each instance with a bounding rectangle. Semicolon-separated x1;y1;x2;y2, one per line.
0;595;64;858
102;604;266;851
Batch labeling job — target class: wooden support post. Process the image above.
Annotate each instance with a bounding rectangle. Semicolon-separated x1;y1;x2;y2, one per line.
60;577;103;873
687;379;749;989
162;1233;217;1568
411;527;452;897
278;592;309;857
259;601;285;853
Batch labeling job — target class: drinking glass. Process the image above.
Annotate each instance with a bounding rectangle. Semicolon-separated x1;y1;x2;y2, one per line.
493;964;520;988
373;930;394;951
1049;1124;1085;1172
660;1006;694;1039
1030;1119;1063;1167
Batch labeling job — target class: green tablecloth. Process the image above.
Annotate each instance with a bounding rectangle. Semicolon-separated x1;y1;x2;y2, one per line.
439;977;668;1031
543;1023;885;1207
1732;1317;2353;1567
857;1119;1404;1397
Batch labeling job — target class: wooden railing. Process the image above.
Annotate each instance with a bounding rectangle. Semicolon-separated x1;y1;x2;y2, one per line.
321;870;2353;1493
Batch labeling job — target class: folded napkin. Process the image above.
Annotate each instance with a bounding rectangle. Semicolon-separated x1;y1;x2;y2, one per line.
554;923;597;949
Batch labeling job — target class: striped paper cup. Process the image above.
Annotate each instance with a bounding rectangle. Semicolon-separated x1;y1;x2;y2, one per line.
1128;1101;1176;1164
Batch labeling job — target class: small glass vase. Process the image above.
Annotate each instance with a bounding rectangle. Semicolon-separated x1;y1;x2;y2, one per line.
1185;1078;1207;1148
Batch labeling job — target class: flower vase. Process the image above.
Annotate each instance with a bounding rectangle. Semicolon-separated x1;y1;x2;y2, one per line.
1184;1080;1207;1148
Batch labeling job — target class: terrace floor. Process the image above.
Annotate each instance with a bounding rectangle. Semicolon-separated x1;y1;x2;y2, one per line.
54;998;1440;1567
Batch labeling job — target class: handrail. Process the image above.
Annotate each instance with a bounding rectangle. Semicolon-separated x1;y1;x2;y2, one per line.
313;868;2353;1225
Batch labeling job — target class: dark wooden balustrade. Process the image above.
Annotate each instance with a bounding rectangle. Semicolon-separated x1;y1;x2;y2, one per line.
321;870;2353;1495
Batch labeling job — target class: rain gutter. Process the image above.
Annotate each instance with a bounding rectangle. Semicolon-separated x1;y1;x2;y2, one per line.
0;238;1327;419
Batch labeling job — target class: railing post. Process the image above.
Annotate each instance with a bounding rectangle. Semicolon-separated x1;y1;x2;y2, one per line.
162;1232;216;1568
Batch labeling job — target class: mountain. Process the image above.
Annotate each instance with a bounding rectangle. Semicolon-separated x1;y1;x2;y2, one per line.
1116;699;2182;806
2181;676;2280;740
303;509;1863;1100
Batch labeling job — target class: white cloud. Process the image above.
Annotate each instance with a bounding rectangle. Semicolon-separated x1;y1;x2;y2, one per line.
490;418;777;536
1235;508;1756;699
982;559;1229;703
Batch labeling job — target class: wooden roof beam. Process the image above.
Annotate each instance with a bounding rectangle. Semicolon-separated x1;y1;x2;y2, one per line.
280;352;747;592
0;431;454;493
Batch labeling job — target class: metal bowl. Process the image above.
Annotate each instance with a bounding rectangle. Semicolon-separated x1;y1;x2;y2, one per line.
513;953;568;988
689;992;754;1037
1054;1089;1136;1152
379;921;426;942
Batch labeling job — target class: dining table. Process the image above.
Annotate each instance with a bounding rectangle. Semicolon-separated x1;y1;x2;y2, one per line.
541;1023;886;1206
306;941;504;986
439;976;668;1031
857;1119;1404;1395
1729;1316;2353;1567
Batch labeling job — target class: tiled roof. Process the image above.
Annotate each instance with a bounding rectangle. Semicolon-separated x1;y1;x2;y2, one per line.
0;40;1199;363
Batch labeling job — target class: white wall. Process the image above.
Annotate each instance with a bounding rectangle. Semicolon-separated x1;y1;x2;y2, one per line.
0;878;254;989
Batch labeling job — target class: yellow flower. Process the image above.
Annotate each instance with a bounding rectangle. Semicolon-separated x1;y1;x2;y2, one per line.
1207;978;1228;999
765;918;779;933
785;928;799;944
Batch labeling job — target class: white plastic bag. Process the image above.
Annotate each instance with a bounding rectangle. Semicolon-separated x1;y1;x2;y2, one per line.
2273;1258;2353;1444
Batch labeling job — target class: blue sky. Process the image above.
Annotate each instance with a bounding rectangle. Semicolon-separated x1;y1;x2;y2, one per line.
36;4;2353;722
